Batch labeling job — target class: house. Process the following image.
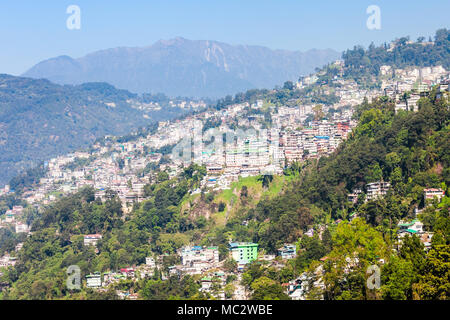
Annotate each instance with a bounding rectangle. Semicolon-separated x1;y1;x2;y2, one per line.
86;273;102;288
277;244;297;260
0;254;17;268
398;219;424;234
84;234;102;247
347;189;362;204
258;254;276;262
200;272;226;299
145;257;156;269
397;219;435;250
423;188;445;203
200;276;213;291
286;276;308;300
287;269;325;300
15;222;30;234
102;272;126;286
304;228;314;237
180;246;219;269
15;243;23;252
117;291;139;300
397;219;425;243
419;232;434;250
120;268;136;278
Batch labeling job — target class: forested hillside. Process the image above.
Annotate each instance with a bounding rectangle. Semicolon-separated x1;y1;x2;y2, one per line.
340;28;449;86
1;86;448;300
0;75;187;185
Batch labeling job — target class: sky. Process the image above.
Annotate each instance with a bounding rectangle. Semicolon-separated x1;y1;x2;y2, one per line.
0;0;448;75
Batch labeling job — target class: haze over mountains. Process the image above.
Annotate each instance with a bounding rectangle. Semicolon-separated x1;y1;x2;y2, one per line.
23;37;340;98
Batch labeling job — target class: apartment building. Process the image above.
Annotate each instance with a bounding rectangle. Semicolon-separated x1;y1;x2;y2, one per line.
366;181;391;201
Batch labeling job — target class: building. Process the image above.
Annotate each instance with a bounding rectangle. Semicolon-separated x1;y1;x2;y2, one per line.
0;255;17;268
277;244;297;260
86;273;102;288
120;268;136;278
366;181;391;201
398;219;424;234
15;222;30;234
423;188;445;203
83;234;102;247
145;257;156;269
181;246;219;267
229;242;258;268
397;219;425;244
347;189;362;204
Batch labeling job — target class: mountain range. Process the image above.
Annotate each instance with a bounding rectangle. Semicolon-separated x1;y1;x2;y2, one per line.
23;37;340;98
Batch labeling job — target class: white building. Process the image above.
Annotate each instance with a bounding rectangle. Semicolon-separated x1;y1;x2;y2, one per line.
15;222;30;234
145;257;156;269
86;273;102;288
84;234;102;247
366;181;391;201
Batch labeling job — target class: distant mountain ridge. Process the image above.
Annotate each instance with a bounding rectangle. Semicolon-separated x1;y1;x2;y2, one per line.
0;74;185;185
23;37;340;98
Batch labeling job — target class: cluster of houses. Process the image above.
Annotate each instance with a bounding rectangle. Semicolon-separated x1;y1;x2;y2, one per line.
380;65;449;112
80;241;300;300
347;183;446;251
396;187;446;250
177;116;356;191
0;205;31;236
0;62;366;217
347;181;392;204
7;61;445;222
0;60;448;300
0;254;17;269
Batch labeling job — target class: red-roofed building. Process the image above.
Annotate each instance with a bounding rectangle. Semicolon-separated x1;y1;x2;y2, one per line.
424;188;445;202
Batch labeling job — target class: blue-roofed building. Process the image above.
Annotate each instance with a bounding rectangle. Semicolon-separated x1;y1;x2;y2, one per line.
278;244;297;260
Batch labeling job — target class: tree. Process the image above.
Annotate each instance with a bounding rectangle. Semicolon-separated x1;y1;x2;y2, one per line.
283;81;295;91
322;228;333;253
250;276;290;300
218;202;226;212
399;235;426;273
402;92;411;111
224;258;237;272
240;186;248;200
413;245;450;300
381;257;415;299
313;104;325;121
259;175;273;189
366;162;383;183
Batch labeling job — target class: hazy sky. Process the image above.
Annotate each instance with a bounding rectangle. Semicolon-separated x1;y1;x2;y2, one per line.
0;0;448;75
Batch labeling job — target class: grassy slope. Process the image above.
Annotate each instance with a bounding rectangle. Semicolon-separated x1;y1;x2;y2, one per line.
179;175;290;228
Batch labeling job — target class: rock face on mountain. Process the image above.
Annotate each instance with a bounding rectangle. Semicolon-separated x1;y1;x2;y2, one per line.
23;38;340;98
0;75;182;185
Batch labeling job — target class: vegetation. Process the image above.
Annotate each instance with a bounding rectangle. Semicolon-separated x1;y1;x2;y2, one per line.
341;28;449;86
